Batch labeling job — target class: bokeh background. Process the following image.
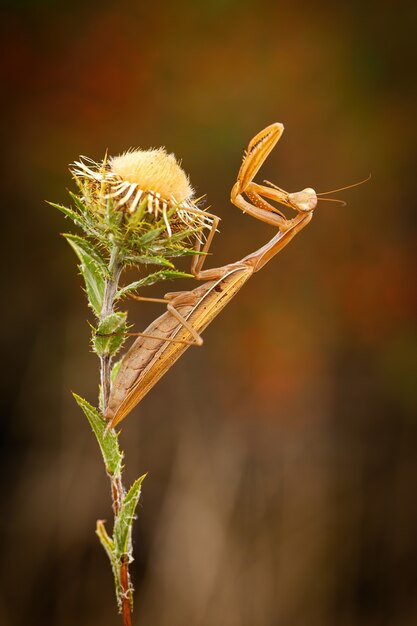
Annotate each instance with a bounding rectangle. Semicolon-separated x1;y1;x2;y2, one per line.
1;1;416;625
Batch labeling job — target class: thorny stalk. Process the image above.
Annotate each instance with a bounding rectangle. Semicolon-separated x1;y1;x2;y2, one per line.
100;244;132;626
100;245;122;410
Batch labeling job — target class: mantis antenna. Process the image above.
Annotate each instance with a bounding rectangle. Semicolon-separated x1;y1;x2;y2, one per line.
317;197;347;206
315;174;371;207
316;173;371;196
264;174;370;208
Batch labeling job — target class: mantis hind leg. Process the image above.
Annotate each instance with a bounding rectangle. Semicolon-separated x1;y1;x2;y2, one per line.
127;294;203;346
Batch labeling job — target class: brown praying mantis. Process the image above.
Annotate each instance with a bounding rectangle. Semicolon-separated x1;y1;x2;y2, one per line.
104;122;363;428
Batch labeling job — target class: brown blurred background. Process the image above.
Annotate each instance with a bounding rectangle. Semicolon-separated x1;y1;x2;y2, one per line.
1;1;416;625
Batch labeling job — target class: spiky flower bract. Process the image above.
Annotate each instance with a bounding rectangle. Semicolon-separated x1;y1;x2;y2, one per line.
71;148;212;238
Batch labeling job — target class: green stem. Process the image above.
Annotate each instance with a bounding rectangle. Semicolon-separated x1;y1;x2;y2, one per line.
98;245;133;626
100;245;122;411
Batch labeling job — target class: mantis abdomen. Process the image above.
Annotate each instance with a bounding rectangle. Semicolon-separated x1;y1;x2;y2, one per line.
105;266;252;427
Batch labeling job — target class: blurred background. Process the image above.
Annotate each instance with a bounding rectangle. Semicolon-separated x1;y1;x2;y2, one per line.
1;1;416;625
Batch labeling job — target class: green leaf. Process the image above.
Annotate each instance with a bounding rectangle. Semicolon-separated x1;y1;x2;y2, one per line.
68;190;90;214
93;312;127;357
63;192;111;242
96;520;122;610
137;227;165;246
64;233;108;272
48;201;88;231
96;519;115;555
124;254;174;268
163;248;204;258
115;270;193;300
64;234;106;316
73;394;122;476
127;196;148;228
168;227;203;242
111;359;123;384
114;474;147;558
105;202;124;230
68;192;103;232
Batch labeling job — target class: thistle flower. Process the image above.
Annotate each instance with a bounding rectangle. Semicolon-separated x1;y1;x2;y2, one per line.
71;148;212;237
51;144;219;324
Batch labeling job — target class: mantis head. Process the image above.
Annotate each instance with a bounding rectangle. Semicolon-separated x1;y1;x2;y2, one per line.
264;174;371;215
287;188;318;213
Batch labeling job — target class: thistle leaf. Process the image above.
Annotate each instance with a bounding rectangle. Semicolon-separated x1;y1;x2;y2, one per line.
48;201;88;231
111;359;122;384
68;191;90;215
68;192;101;232
167;227;203;242
114;474;147;558
60;192;110;242
124;254;174;268
136;227;165;246
93;312;127;357
105;202;124;230
163;248;205;258
64;233;108;272
126;197;148;228
115;270;193;300
73;394;122;476
96;520;122;610
96;519;116;557
64;234;106;316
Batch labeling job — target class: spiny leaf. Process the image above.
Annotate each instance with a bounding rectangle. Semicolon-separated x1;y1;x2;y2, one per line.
68;191;103;231
48;201;87;230
65;192;114;241
123;254;174;268
167;227;203;242
105;202;124;230
93;312;127;358
126;196;148;228
96;519;115;555
64;233;108;273
136;227;165;246
68;191;90;215
115;270;193;300
64;234;106;316
96;520;122;611
161;248;205;258
73;394;122;476
111;359;122;384
114;474;147;558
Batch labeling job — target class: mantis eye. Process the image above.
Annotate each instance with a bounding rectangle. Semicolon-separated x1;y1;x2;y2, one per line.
288;188;317;212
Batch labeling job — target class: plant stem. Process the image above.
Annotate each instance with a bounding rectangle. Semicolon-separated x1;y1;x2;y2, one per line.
120;555;133;626
111;473;133;626
99;244;133;626
100;245;122;410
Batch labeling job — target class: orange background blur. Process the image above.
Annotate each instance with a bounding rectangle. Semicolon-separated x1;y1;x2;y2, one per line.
1;2;416;625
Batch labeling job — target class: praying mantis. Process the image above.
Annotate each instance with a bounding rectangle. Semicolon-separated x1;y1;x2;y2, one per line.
104;122;354;428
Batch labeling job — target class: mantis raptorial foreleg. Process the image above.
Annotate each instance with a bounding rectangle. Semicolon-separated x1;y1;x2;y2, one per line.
191;212;221;276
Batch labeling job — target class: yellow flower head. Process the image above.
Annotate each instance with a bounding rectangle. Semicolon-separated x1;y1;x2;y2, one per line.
71;147;213;236
110;148;193;203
